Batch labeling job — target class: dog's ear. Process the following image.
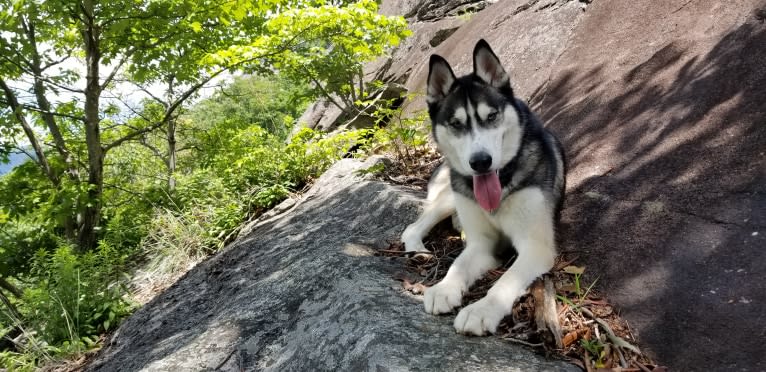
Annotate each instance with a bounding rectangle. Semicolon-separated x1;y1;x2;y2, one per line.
473;39;510;89
427;54;456;103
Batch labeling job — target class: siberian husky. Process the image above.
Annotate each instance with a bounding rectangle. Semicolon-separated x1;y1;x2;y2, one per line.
401;40;566;335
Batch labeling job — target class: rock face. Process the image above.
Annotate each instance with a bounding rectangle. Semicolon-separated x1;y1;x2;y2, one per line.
91;0;766;370
302;0;766;370
87;158;578;372
537;2;766;371
296;0;490;131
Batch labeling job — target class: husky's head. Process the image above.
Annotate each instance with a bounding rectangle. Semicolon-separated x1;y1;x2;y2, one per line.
426;40;523;211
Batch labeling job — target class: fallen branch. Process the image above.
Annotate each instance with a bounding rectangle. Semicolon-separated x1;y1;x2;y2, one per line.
583;349;594;372
502;337;544;348
580;307;641;355
532;276;563;349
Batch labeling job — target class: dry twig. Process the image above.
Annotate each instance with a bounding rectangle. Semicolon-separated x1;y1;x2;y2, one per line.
580;307;641;355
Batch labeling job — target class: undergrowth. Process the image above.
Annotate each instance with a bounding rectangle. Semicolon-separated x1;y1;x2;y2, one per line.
0;85;427;370
1;244;132;371
131;125;371;302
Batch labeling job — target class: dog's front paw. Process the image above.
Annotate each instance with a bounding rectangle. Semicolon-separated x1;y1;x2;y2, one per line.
454;296;506;336
403;239;427;252
424;280;464;314
401;230;428;252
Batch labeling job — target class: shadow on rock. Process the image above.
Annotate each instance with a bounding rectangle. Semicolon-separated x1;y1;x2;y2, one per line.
537;16;766;371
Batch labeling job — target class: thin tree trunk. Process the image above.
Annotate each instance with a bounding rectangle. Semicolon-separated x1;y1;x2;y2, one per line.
29;69;79;242
357;67;365;100
0;289;22;322
0;277;22;299
167;118;176;191
21;15;78;181
12;15;80;240
166;76;176;191
0;79;59;186
78;0;104;251
301;67;357;117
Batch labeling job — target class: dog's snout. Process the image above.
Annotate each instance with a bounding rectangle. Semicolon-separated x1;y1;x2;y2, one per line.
469;152;492;173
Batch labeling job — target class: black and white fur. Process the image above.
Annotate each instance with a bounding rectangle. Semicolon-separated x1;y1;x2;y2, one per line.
401;40;566;336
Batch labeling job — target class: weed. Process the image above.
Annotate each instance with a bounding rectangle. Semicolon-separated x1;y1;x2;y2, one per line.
581;337;608;368
365;94;430;167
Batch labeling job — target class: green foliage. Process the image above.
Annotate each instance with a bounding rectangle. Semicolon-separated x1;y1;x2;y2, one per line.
368;97;430;166
21;244;132;348
212;0;411;113
0;215;57;279
0;0;412;368
355;161;386;176
555;267;600;312
177;125;367;240
581;337;608;368
141;207;222;276
0;347;47;372
186;75;310;141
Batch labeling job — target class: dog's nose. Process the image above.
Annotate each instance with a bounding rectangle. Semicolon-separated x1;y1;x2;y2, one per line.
469;152;492;173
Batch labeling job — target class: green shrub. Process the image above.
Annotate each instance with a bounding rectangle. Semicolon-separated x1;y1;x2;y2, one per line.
0;215;57;279
369;98;430;166
20;243;132;353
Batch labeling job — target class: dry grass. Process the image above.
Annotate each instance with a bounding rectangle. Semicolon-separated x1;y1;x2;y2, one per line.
127;208;214;305
373;146;442;191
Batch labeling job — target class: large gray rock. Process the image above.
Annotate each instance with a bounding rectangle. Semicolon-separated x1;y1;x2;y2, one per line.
87;157;577;372
295;100;332;131
534;1;766;371
383;0;766;370
365;16;468;86
379;0;497;21
296;0;478;132
400;0;588;116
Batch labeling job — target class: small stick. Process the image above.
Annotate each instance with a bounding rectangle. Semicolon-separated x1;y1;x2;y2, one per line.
503;337;544;348
580;307;641;355
411;252;435;260
583;351;595;372
625;319;637;341
377;249;408;254
532;276;564;348
636;361;653;372
553;255;580;271
616;344;629;369
215;348;237;370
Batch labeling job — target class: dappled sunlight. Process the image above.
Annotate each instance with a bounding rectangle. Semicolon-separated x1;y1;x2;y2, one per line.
614;264;671;307
342;243;377;257
540;7;766;368
143;320;242;371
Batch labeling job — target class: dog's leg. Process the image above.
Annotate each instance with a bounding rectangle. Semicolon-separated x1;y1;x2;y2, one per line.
454;187;556;335
402;167;455;252
424;195;500;314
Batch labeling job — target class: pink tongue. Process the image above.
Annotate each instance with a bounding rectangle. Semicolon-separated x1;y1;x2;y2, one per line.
473;172;502;211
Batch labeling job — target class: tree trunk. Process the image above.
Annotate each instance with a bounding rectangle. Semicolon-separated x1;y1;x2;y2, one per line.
29;63;79;242
22;15;78;181
0;277;22;299
15;14;79;241
0;79;59;186
166;76;177;191
0;288;22;322
78;0;104;251
167;118;177;191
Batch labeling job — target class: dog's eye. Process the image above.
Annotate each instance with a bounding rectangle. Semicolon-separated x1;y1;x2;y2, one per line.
448;118;461;127
487;112;498;122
